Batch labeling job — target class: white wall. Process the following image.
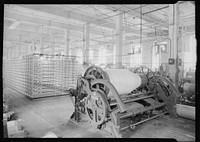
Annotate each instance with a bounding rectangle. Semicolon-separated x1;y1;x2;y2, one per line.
122;45;131;67
141;41;154;69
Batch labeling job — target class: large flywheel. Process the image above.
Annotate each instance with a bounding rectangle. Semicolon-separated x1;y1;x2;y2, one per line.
85;90;109;128
84;66;109;95
133;66;156;91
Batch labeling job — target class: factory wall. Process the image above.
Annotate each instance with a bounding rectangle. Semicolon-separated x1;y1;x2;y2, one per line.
141;41;154;69
3;47;8;59
19;44;26;57
4;33;196;74
182;34;196;72
122;45;131;67
160;52;169;65
106;45;114;65
92;49;99;65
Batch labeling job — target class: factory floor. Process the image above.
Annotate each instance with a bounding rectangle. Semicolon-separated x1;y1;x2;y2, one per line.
3;87;195;140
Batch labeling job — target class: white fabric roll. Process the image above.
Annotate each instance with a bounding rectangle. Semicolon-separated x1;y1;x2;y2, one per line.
42;131;58;138
104;69;141;95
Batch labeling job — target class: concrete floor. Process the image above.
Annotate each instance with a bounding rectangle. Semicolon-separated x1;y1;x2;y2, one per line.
3;87;195;140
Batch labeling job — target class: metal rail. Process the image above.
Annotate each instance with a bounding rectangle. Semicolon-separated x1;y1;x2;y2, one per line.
120;102;166;119
120;111;168;131
110;94;155;106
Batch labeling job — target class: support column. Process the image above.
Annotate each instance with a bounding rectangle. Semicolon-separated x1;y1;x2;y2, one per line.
14;46;18;58
115;11;123;69
93;48;99;65
11;47;14;58
83;24;90;64
112;31;115;65
168;3;179;88
31;41;35;54
18;35;22;57
25;42;28;56
65;30;70;56
4;47;8;59
71;48;76;56
40;34;44;54
8;48;11;59
13;47;17;58
18;45;21;58
11;48;14;58
9;48;12;58
106;45;111;64
6;48;9;59
50;33;55;55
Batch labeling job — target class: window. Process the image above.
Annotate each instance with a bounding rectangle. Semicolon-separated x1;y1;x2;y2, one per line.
131;45;141;67
89;49;93;63
98;46;107;65
113;45;116;65
152;43;160;71
160;43;167;53
183;35;196;72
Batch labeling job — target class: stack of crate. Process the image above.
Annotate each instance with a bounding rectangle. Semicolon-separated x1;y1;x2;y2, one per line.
3;54;79;99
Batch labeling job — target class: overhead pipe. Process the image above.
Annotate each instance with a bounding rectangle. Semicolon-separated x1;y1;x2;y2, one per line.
142;1;186;15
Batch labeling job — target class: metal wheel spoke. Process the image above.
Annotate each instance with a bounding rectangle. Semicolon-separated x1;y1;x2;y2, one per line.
133;66;155;91
86;101;93;109
92;109;96;121
97;108;104;116
146;85;150;90
97;72;103;79
149;75;153;79
95;84;99;89
92;70;95;76
94;68;98;77
147;71;150;76
85;90;108;127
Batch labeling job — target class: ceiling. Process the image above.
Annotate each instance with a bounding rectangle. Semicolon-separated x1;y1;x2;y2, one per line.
3;2;195;50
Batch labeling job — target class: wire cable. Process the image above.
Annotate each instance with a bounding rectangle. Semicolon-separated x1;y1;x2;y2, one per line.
90;5;110;48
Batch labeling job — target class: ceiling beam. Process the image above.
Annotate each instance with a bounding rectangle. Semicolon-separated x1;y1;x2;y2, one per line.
8;21;21;30
5;10;109;37
103;5;168;29
18;5;115;28
10;5;147;37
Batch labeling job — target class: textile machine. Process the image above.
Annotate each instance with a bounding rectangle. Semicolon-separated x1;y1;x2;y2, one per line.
69;66;181;137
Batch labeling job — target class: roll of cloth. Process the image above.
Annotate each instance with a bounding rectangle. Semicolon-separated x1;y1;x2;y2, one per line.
104;69;141;95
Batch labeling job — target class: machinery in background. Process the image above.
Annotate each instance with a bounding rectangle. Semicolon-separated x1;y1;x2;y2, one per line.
69;66;180;137
179;71;195;105
155;63;174;83
176;71;195;120
144;64;195;121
